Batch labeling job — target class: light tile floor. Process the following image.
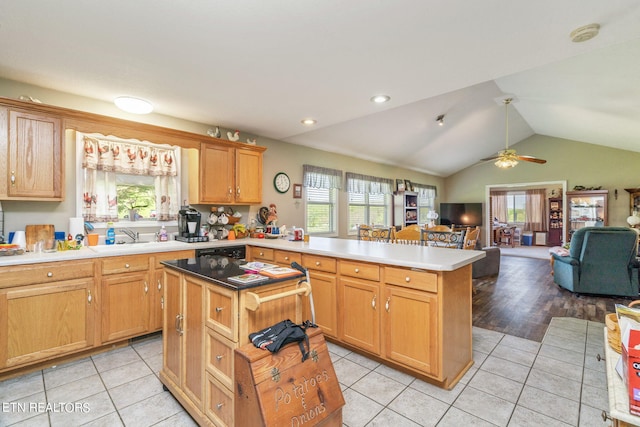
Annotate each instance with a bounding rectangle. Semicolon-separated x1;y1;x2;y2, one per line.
0;317;610;426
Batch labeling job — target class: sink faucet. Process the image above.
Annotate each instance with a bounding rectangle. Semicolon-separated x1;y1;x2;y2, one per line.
119;228;139;243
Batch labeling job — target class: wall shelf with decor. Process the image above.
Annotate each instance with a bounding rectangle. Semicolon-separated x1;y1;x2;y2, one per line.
393;191;418;228
548;197;563;246
566;190;608;242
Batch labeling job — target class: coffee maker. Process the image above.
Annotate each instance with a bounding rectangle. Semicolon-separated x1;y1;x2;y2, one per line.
176;207;207;242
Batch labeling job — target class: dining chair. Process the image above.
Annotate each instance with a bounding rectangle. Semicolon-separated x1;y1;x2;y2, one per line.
462;226;480;250
357;225;372;241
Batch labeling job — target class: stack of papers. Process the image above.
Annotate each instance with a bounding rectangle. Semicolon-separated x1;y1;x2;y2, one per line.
227;274;269;285
259;266;302;279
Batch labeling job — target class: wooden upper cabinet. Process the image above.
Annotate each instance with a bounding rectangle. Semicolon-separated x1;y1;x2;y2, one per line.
189;142;264;205
1;108;64;200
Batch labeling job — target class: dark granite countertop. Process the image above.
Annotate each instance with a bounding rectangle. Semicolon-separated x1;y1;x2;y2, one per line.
161;255;304;290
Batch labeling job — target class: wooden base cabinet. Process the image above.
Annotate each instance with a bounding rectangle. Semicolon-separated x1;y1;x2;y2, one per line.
0;259;96;371
302;254;338;338
339;277;381;355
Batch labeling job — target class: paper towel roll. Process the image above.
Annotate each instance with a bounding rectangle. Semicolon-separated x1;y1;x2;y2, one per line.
69;217;84;238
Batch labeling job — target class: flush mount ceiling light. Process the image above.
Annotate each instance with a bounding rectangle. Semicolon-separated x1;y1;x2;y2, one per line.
570;23;600;43
436;114;445;126
114;96;154;114
370;95;390;104
301;118;317;125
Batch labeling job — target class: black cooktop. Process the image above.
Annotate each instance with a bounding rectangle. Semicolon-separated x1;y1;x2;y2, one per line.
162;255;303;290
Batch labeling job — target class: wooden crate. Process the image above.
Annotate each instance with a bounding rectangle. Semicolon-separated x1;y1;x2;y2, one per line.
234;327;344;427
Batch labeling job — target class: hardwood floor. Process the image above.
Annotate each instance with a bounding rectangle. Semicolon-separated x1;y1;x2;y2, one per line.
472;255;636;342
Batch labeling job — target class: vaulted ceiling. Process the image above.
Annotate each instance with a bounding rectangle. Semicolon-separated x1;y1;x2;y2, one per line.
1;1;639;176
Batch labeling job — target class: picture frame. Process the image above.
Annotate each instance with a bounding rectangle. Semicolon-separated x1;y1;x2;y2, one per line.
404;180;413;192
293;183;302;199
396;179;406;192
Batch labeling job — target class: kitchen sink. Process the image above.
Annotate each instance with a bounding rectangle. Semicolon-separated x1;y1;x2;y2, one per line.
89;240;190;253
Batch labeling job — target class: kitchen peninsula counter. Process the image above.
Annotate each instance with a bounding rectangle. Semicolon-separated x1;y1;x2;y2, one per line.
160;237;481;426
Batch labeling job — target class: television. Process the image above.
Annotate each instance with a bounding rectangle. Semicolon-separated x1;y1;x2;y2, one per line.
439;203;483;227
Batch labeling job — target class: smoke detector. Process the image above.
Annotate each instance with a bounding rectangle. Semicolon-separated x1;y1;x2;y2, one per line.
570;23;600;43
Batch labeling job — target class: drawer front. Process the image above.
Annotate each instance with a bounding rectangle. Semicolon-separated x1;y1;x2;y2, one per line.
101;254;149;275
206;285;238;341
0;260;95;288
249;247;274;261
206;329;236;390
274;250;302;266
206;373;234;427
152;250;194;268
384;267;438;293
339;260;380;281
302;254;336;273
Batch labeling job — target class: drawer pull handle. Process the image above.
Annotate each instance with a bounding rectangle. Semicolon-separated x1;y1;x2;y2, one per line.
10;171;15;186
215;307;224;313
125;263;130;268
371;295;377;309
87;290;92;304
385;297;390;312
47;272;53;277
236;186;241;195
157;280;162;291
216;355;224;361
405;276;411;282
216;403;224;410
144;282;148;293
354;268;360;273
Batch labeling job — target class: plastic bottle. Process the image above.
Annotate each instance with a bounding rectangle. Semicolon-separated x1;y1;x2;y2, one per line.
159;225;168;242
106;222;115;245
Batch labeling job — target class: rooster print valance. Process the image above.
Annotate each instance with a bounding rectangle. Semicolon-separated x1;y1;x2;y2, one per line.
82;135;177;177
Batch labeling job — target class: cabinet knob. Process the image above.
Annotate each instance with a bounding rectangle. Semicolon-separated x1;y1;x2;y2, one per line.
215;307;224;313
405;276;411;282
216;403;224;410
47;272;53;277
354;268;360;273
316;261;320;266
259;252;264;256
125;263;130;268
216;355;224;361
284;256;289;261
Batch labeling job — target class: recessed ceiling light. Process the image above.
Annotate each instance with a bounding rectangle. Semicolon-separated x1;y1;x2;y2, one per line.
370;95;390;104
301;118;317;125
114;96;154;114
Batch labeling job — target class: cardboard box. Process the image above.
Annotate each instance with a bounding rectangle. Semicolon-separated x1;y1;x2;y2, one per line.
621;328;640;415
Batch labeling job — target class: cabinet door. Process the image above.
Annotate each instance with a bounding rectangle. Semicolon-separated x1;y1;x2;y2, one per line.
235;149;262;204
0;279;94;369
339;277;380;355
183;275;205;408
200;144;234;203
8;110;63;199
151;250;194;331
163;269;182;387
101;272;150;343
383;286;438;375
305;270;337;338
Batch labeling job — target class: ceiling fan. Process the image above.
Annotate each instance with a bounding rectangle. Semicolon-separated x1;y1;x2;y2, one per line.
481;98;547;168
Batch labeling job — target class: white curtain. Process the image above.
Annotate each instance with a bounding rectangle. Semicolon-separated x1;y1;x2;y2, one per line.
490;191;508;223
79;133;180;222
524;189;547;232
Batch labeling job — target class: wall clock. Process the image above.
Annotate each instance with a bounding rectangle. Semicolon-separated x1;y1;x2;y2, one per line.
273;172;290;193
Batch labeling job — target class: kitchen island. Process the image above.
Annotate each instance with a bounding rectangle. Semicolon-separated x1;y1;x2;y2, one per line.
160;238;484;426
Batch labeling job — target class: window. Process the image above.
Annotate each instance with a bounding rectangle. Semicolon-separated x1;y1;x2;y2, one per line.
306;187;338;234
506;192;526;223
413;183;437;224
348;192;389;231
303;165;342;236
346;172;393;233
77;132;180;226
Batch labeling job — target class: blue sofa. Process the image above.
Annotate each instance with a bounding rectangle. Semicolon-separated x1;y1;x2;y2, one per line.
552;227;640;297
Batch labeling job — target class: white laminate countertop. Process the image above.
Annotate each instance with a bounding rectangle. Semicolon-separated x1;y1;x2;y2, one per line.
0;237;484;271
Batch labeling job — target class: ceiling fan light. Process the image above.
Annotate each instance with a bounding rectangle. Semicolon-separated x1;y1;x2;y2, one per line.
495;158;518;169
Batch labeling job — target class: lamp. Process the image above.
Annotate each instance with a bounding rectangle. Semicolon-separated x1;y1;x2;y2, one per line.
495;156;518;169
436;115;444;126
426;210;439;227
114;96;153;114
627;212;640;228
